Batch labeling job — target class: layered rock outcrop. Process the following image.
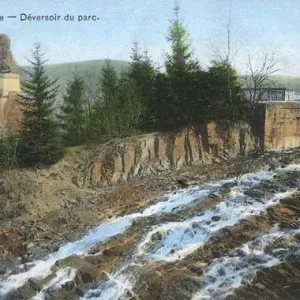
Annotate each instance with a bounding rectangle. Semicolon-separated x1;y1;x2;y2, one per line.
84;122;257;187
0;34;20;73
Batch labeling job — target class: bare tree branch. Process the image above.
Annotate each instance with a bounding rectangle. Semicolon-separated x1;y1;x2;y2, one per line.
244;51;283;103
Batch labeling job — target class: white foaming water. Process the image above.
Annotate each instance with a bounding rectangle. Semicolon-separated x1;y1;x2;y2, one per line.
32;267;77;300
192;227;300;300
137;189;295;261
81;275;131;300
81;264;133;300
0;179;221;298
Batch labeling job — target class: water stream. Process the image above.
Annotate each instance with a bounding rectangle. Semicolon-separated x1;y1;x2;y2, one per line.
1;165;300;299
192;227;300;300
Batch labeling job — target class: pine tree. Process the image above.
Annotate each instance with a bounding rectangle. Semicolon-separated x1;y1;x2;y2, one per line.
18;43;64;166
127;41;156;128
165;5;199;77
152;5;203;129
92;59;144;138
207;60;247;120
59;71;86;145
100;59;118;105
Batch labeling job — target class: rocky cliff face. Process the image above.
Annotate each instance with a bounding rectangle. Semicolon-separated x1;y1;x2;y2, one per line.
0;34;20;73
82;122;257;188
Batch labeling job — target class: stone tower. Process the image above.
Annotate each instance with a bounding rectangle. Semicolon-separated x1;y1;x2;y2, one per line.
0;34;21;97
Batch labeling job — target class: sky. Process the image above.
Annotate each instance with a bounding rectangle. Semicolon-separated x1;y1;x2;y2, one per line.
1;0;300;76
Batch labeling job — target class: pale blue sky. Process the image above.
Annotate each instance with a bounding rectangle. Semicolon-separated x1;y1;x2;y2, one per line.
1;0;300;75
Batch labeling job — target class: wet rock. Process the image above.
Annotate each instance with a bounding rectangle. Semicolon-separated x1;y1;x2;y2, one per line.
192;222;202;228
125;289;134;298
170;249;175;254
176;179;189;188
244;189;265;198
222;182;237;189
254;282;265;289
28;278;41;292
80;271;94;284
211;216;221;222
62;280;75;291
279;221;300;230
75;287;84;297
209;192;222;199
231;249;247;257
151;231;163;242
280;194;300;206
0;266;7;275
26;242;35;250
74;272;82;284
189;265;204;276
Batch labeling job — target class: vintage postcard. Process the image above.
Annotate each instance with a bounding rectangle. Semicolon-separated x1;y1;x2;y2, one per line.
0;1;299;299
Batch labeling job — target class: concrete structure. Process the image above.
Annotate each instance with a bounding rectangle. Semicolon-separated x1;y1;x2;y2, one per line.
0;73;21;97
253;102;300;151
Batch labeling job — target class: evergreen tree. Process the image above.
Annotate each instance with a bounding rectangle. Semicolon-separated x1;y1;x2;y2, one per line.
99;59;118;105
91;59;119;137
150;5;204;130
207;60;247;121
59;71;86;145
165;5;199;77
18;43;64;166
127;41;156;128
92;60;144;138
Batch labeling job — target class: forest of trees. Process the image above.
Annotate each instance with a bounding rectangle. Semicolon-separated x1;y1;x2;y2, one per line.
0;6;250;168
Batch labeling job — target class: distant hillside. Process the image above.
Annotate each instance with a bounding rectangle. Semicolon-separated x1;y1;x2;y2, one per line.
21;59;129;107
20;60;300;108
268;75;300;90
240;75;300;90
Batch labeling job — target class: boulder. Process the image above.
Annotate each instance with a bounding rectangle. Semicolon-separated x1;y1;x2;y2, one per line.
211;216;221;222
151;231;163;242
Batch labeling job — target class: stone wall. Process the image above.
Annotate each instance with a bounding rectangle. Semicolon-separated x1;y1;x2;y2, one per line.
86;122;257;187
264;102;300;151
0;92;22;135
0;73;21;97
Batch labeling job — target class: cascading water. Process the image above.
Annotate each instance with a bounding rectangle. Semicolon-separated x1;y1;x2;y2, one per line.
0;181;223;298
1;164;300;299
137;189;293;261
192;227;300;300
